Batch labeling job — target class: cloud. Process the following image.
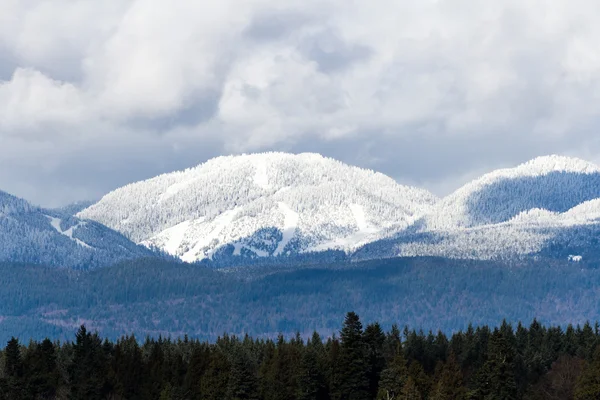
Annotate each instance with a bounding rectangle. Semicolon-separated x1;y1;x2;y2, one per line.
2;0;600;206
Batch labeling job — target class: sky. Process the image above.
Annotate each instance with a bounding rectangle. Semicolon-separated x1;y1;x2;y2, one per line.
2;0;600;207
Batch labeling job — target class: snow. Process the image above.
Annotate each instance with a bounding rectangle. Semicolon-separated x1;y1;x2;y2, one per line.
46;216;93;249
180;208;240;262
273;202;299;256
79;152;437;262
253;159;271;190
77;152;600;263
233;242;243;256
162;220;192;256
349;204;369;232
424;155;600;231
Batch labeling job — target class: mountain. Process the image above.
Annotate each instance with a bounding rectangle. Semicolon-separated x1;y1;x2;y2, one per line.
357;155;600;261
78;152;438;263
0;190;153;269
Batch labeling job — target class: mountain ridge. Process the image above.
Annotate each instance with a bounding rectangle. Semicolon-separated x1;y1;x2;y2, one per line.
78;152;438;262
0;189;154;269
5;152;600;266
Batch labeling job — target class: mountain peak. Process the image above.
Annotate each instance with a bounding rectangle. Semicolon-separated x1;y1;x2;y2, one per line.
519;155;600;175
79;152;437;262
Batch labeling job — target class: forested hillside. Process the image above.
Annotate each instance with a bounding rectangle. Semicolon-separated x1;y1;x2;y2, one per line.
0;190;154;269
2;257;600;344
2;313;600;399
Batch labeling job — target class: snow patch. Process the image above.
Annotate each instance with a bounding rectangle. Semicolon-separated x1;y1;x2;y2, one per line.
181;208;241;262
46;216;93;249
162;220;192;256
253;160;271;190
273;202;299;256
349;204;369;232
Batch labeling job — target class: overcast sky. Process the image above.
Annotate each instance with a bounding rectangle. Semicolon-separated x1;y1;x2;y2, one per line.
2;0;600;207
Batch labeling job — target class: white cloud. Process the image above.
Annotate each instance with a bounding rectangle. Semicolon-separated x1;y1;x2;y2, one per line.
2;0;600;206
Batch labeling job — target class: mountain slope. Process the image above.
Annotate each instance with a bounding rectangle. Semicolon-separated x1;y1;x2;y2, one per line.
357;155;600;261
79;152;438;262
0;190;153;269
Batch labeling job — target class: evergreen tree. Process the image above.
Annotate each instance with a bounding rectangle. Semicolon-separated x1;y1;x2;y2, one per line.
69;325;110;400
3;337;24;400
227;345;259;400
378;343;408;400
201;348;230;400
364;322;387;398
297;332;328;400
111;335;144;399
430;351;466;400
471;328;517;400
23;338;60;399
333;312;370;400
184;344;210;399
574;346;600;400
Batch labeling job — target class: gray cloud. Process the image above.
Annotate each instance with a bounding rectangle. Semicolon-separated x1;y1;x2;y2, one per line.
1;0;600;207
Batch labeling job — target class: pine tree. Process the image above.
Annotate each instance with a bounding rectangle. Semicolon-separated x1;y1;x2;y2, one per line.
184;344;210;399
227;345;259;400
296;332;328;400
378;343;408;400
471;328;517;400
23;338;60;399
365;322;387;399
112;335;143;399
333;312;370;400
201;348;230;400
69;325;110;400
4;337;24;400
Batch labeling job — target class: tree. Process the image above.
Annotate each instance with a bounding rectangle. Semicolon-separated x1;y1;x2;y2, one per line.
227;346;259;400
297;332;328;400
333;312;370;400
575;346;600;400
378;343;408;400
470;328;517;400
365;323;387;398
23;338;60;399
399;376;421;400
201;348;230;400
69;325;110;400
527;355;583;400
430;351;466;400
3;337;24;400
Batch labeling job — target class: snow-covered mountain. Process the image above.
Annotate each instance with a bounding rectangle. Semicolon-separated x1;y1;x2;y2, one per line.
359;155;600;261
78;152;438;262
0;190;153;269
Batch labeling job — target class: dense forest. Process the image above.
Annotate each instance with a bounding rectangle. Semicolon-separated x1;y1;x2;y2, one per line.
2;256;600;343
2;312;600;399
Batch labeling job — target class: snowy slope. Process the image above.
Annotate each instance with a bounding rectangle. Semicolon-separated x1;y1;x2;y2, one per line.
79;152;438;262
0;190;153;269
362;155;600;261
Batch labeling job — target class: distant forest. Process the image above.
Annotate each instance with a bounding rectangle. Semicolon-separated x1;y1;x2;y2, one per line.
2;313;600;400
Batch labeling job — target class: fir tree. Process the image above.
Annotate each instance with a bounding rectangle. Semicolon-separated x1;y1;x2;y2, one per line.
69;325;110;400
378;343;408;400
333;312;370;400
4;337;24;400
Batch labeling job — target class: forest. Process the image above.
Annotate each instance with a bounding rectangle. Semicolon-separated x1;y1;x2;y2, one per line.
2;312;600;400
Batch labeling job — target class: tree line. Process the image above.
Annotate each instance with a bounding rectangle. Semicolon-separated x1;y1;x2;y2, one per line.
2;312;600;399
